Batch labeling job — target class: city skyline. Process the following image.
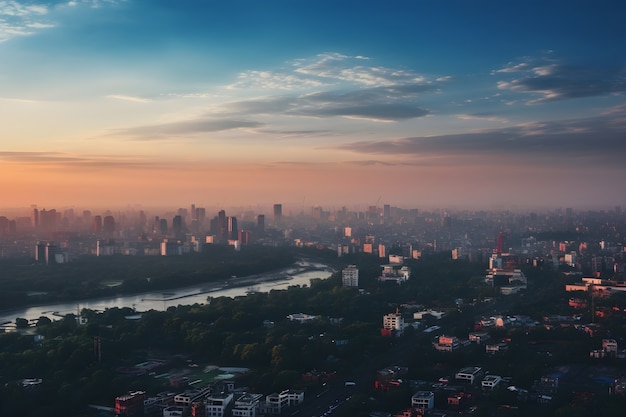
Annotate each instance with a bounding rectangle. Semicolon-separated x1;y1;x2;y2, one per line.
1;1;625;209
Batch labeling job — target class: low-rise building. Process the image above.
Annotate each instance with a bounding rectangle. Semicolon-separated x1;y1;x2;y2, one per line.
433;335;459;352
174;386;211;407
485;342;509;355
413;309;446;320
259;390;290;415
481;375;502;390
468;332;490;344
205;392;233;417
231;393;262;417
287;313;318;323
115;391;146;417
379;264;411;284
411;391;434;410
163;406;186;417
455;367;484;385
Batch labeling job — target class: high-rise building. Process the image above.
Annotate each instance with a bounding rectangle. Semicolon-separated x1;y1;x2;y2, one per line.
172;215;183;238
217;210;228;242
158;218;168;235
0;216;8;237
82;210;92;231
342;265;359;287
31;206;39;229
273;204;282;221
196;207;206;225
257;214;265;234
93;215;103;233
40;209;57;232
103;215;115;235
228;216;238;240
238;230;250;245
35;241;56;265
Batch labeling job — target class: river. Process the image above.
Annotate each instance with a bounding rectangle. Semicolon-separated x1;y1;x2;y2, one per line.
0;260;334;327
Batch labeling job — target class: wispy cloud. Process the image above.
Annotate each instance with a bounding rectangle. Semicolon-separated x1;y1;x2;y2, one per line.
494;55;626;104
222;82;434;122
105;94;152;103
0;151;159;170
111;118;265;140
0;95;41;103
0;0;52;41
0;0;122;42
293;52;426;87
333;113;626;166
227;70;326;90
456;113;508;123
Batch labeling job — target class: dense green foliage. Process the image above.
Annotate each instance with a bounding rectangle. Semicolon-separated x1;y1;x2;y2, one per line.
1;249;625;416
0;245;298;309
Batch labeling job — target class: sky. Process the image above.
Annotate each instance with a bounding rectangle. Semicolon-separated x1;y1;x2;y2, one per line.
1;0;626;212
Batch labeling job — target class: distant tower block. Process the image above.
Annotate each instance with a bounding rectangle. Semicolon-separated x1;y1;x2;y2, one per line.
495;232;503;254
273;204;282;221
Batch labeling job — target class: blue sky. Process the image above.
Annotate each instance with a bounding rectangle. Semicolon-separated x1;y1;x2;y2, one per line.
1;0;625;210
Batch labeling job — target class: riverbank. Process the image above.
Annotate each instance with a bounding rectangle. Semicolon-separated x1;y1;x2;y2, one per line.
0;260;336;325
140;264;328;302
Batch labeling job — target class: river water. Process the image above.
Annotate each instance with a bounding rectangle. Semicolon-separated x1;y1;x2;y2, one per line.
0;260;334;326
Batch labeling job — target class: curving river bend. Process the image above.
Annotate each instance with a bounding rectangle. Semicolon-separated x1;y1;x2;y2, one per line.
0;260;334;327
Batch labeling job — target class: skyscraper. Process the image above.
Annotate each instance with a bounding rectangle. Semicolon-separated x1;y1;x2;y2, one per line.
103;215;115;236
257;214;265;234
217;210;228;242
93;215;103;233
273;204;282;221
228;216;238;240
172;215;183;238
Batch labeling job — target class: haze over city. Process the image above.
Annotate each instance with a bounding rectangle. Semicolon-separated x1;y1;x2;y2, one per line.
1;1;625;210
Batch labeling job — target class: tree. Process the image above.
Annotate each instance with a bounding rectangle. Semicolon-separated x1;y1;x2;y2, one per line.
36;316;52;327
15;317;29;329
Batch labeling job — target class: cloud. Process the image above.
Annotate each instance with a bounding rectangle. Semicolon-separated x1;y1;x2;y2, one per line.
106;94;152;103
227;70;326;90
0;0;123;42
0;1;52;41
223;83;433;122
112;118;265;140
494;56;626;103
0;151;159;170
0;95;41;103
333;113;626;166
293;52;427;87
456;113;508;123
256;128;333;138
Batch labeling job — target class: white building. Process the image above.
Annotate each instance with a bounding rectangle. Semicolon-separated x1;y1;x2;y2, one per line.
482;375;502;390
205;392;233;417
383;310;405;335
287;313;317;323
259;390;291;415
378;264;411;284
342;265;359;288
411;391;434;410
414;309;446;320
455;367;484;384
163;406;186;417
174;387;211;406
231;393;262;417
